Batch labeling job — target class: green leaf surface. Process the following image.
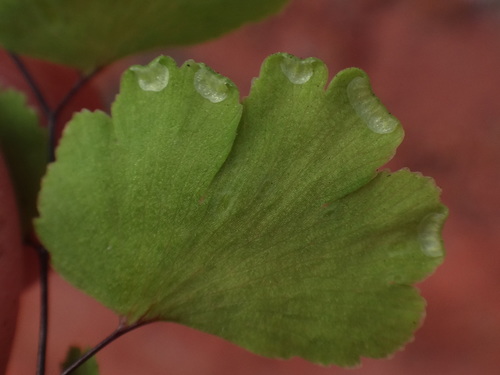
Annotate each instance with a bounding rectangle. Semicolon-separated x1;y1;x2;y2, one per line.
61;347;99;375
0;0;289;71
0;88;46;234
36;54;447;367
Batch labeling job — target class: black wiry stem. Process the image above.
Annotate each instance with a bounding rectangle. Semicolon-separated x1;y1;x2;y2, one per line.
60;320;151;375
8;52;102;162
8;53;53;375
7;53;52;120
35;246;50;375
49;67;103;161
7;52;104;375
53;67;103;119
9;52;55;375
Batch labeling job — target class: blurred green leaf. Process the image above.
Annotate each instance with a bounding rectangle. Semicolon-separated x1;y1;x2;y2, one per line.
61;347;99;375
36;54;447;366
0;0;290;70
0;88;46;234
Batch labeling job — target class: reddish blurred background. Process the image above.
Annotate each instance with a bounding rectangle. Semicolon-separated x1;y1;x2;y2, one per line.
3;0;500;374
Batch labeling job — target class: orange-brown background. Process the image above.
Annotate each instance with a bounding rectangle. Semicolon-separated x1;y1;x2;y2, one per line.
4;0;500;374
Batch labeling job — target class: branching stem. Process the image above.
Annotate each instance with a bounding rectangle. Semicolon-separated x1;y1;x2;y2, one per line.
7;52;105;375
50;67;103;162
7;52;102;161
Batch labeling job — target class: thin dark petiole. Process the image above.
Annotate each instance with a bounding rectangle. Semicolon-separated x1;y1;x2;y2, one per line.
8;52;56;162
35;246;49;375
7;52;102;162
7;53;52;120
53;67;103;119
61;319;152;375
8;53;52;375
7;52;104;375
47;67;102;162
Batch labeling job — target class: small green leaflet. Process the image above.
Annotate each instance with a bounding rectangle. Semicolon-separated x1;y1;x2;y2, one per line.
61;347;99;375
0;88;46;234
36;54;447;367
0;0;289;71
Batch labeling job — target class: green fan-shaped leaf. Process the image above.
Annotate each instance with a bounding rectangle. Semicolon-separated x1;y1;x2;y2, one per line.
61;347;99;375
0;88;46;234
36;54;447;367
0;0;289;71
